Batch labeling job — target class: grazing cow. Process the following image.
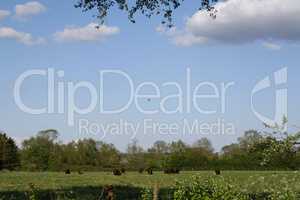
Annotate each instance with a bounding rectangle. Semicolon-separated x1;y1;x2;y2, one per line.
164;168;180;174
112;169;122;176
215;169;221;175
121;168;126;174
146;168;153;175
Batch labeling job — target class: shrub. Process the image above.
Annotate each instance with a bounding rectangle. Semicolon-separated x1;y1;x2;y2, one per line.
138;168;144;173
174;175;298;200
174;176;249;200
65;169;71;174
141;188;153;200
27;183;39;200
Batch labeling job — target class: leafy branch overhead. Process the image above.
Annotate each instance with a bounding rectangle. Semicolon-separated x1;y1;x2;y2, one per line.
75;0;218;26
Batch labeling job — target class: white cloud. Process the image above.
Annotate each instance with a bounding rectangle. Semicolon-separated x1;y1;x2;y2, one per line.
173;34;207;47
165;0;300;46
156;25;167;34
0;10;10;21
262;42;281;50
156;25;177;36
54;23;120;42
0;27;46;45
156;25;206;47
15;1;46;18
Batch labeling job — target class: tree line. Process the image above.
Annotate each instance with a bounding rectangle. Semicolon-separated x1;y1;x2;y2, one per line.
1;128;300;172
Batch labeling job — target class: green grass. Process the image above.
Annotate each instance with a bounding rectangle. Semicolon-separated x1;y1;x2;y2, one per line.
0;171;193;192
1;171;300;193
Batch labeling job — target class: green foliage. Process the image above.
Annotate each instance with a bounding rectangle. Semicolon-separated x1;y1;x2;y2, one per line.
20;131;121;171
0;132;19;170
75;0;217;26
174;174;299;200
162;140;187;170
3;125;300;172
219;126;300;170
140;188;153;200
174;176;249;200
21;132;58;171
259;118;300;168
27;183;39;200
126;140;146;170
163;154;183;170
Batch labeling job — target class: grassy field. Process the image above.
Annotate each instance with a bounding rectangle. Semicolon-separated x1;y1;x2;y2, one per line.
1;171;300;193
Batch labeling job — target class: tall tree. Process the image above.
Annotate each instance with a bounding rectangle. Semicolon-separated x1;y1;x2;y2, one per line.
148;140;169;154
97;142;121;168
21;130;59;171
163;140;187;170
260;118;300;169
193;138;214;153
0;132;20;170
126;139;145;170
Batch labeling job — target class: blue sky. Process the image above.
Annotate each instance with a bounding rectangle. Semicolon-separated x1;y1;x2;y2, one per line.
0;0;300;151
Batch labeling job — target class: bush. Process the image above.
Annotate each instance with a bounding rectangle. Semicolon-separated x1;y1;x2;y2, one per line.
174;176;249;200
138;168;144;173
141;188;153;200
27;183;39;200
174;175;298;200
